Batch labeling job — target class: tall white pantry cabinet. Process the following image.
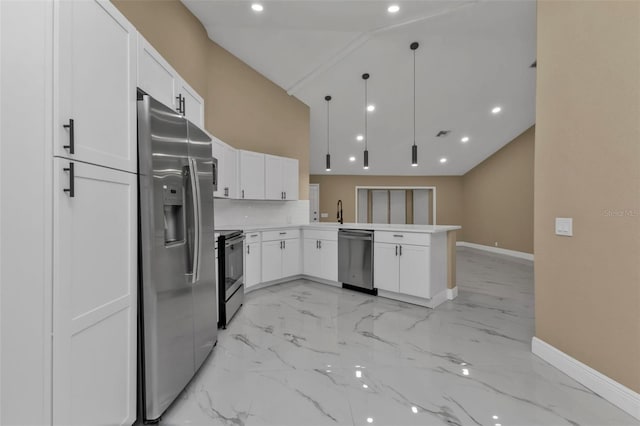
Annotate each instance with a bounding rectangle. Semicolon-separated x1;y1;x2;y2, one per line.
1;1;137;425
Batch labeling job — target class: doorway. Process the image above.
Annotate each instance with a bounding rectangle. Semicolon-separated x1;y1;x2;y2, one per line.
355;186;436;225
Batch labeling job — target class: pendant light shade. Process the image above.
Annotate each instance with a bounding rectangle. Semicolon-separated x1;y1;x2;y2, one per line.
362;73;370;170
410;42;419;167
325;95;332;171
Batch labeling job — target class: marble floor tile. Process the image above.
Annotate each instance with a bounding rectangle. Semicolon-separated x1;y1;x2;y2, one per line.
160;247;638;426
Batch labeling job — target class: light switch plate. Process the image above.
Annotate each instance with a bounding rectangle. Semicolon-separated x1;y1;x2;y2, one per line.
555;217;573;236
321;213;329;218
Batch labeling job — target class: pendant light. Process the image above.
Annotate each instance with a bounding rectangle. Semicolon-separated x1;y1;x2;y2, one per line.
325;95;332;171
362;73;370;170
410;42;419;167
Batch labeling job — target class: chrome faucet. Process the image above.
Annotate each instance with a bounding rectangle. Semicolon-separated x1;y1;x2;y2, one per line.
337;200;343;224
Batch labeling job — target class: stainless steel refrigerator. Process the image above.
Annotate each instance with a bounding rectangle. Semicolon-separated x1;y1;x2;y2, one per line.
137;94;218;422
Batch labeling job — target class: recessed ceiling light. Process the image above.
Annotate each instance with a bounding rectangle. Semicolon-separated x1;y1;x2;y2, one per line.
349;156;356;162
356;135;364;141
493;416;499;420
440;158;447;163
367;104;375;112
461;136;470;143
491;106;502;114
251;3;263;12
411;407;418;414
362;384;368;388
387;4;400;13
367;418;374;424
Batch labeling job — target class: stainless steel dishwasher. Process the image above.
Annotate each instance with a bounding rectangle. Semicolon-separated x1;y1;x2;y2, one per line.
338;229;376;295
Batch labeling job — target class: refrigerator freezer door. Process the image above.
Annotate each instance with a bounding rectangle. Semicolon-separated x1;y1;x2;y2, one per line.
187;121;217;370
138;95;195;421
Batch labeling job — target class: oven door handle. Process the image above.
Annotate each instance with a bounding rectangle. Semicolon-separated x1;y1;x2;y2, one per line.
225;235;246;248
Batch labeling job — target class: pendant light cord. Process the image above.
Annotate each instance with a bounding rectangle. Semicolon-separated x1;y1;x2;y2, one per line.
326;99;330;155
413;48;416;147
364;78;368;151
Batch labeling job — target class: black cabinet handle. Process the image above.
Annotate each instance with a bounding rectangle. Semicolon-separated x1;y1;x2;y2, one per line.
242;189;245;199
181;96;186;116
283;240;286;249
176;94;183;114
400;245;403;256
63;162;75;198
395;245;398;256
247;245;250;255
63;119;74;154
316;240;319;249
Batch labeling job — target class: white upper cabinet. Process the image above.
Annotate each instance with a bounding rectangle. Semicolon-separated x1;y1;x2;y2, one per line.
212;136;238;199
137;34;205;129
177;79;204;129
55;0;137;173
264;154;299;200
238;150;265;200
137;34;177;112
264;154;282;200
282;157;299;201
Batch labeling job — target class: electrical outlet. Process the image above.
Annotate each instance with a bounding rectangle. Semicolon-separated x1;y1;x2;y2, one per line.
494;242;498;247
321;213;328;218
555;218;573;236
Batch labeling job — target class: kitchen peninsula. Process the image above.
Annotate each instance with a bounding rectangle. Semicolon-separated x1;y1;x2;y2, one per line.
218;223;460;309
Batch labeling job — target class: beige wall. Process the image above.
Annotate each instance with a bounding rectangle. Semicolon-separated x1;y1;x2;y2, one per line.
206;43;310;198
111;0;310;199
462;126;535;253
535;1;640;393
309;175;465;238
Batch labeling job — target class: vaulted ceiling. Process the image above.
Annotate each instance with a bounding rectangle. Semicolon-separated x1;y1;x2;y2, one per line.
182;0;536;175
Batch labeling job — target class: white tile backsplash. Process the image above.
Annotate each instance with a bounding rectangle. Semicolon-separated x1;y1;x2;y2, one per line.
214;199;310;227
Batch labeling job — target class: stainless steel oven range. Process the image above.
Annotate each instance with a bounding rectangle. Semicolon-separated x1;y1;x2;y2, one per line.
216;230;245;328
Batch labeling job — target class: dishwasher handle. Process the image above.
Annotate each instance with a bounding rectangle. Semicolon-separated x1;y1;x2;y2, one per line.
339;231;373;241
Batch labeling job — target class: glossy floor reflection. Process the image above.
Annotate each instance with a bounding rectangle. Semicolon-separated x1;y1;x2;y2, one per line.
161;248;638;426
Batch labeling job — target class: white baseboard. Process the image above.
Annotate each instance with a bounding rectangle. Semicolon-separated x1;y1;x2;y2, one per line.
532;337;640;420
456;241;534;261
446;287;458;300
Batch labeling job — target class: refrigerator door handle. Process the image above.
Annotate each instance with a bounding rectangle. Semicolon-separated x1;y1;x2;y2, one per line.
190;158;202;284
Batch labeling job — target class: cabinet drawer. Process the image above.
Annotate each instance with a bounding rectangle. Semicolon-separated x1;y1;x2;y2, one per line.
303;229;337;241
262;229;300;242
245;232;261;243
375;231;430;246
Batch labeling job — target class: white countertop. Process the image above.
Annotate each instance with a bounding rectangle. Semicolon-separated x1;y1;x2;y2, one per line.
216;222;460;234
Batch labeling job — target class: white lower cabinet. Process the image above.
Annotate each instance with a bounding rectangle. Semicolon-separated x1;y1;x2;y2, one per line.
303;239;321;278
261;231;300;282
52;158;137;426
282;238;301;277
304;238;337;282
245;241;262;288
374;242;430;298
262;240;283;282
398;245;430;298
373;243;401;293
